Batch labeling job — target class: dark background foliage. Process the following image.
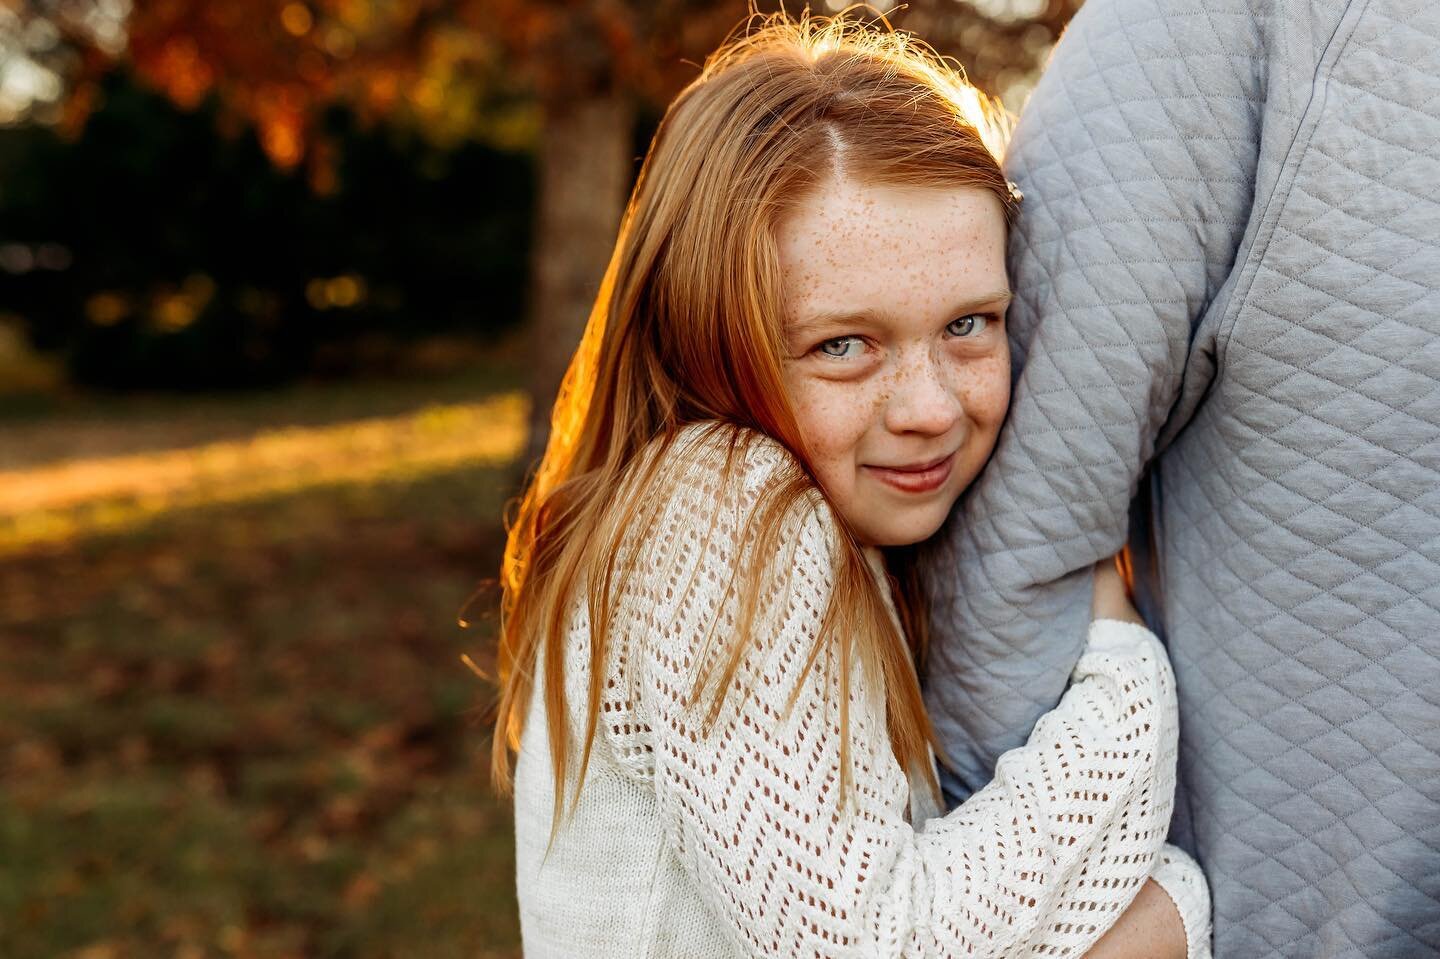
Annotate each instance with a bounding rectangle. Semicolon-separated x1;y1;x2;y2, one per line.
0;69;532;388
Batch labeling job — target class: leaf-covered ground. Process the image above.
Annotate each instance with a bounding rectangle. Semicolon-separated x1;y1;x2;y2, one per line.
0;369;525;958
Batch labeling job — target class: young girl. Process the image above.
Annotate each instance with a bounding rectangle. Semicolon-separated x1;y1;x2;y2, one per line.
495;12;1211;958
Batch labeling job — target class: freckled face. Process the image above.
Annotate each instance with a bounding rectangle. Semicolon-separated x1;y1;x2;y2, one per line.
777;180;1011;547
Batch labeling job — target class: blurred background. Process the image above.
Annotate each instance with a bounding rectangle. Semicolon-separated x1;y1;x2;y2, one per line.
0;1;1079;955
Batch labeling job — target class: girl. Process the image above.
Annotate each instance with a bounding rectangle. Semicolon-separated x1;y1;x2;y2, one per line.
495;12;1211;958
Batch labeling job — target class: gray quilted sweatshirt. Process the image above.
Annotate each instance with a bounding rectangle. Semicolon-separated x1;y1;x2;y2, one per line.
921;0;1440;955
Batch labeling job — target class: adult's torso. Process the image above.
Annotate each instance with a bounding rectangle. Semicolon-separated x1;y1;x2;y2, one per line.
1148;1;1440;953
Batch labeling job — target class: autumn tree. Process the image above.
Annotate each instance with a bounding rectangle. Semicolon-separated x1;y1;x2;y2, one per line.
5;0;1081;442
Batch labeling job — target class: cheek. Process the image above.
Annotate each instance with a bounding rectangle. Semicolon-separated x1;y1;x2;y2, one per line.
786;377;883;475
959;352;1011;430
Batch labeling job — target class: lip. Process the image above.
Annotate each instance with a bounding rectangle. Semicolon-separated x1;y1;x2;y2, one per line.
863;452;956;494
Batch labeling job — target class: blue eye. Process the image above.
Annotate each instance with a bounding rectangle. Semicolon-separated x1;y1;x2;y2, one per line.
946;314;989;338
817;336;865;359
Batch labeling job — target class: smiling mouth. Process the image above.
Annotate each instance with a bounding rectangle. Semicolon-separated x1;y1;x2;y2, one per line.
863;452;956;494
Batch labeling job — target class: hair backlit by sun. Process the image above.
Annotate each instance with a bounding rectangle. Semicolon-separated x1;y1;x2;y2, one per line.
704;6;1014;163
493;6;1019;826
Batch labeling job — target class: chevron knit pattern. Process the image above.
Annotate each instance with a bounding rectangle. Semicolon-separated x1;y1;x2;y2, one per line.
512;424;1211;958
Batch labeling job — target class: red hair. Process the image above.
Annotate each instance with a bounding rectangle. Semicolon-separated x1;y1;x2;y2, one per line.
493;10;1015;826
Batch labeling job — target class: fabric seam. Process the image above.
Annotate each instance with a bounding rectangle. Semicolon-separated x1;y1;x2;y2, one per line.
1210;0;1373;372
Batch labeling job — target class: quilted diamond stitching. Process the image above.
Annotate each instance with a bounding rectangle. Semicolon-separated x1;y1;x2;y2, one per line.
923;0;1440;955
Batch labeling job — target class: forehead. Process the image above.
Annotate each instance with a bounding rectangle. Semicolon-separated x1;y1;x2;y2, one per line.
775;180;1008;323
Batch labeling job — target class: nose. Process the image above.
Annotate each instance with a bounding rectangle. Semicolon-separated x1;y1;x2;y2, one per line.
883;350;963;436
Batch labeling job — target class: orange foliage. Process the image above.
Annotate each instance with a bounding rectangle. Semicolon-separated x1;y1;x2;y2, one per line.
117;0;425;167
60;1;1078;172
65;0;747;170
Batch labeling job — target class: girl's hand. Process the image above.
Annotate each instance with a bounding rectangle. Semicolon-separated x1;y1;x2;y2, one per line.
1091;555;1143;625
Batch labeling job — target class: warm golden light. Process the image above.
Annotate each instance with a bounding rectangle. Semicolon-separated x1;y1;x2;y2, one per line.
763;9;1013;161
155;36;215;109
85;291;131;326
305;274;369;309
328;274;365;307
260;114;304;167
152;293;197;332
280;3;314;37
0;392;529;554
149;274;216;332
321;25;356;59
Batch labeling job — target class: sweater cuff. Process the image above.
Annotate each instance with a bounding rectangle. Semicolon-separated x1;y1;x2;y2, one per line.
1084;617;1162;656
1151;843;1213;959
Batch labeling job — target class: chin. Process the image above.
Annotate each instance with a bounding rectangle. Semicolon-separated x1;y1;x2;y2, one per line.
858;509;950;548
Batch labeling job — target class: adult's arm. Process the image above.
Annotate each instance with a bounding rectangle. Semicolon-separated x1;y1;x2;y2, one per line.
923;0;1268;801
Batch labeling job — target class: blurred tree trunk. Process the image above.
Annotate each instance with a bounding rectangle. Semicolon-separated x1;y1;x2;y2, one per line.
521;93;635;470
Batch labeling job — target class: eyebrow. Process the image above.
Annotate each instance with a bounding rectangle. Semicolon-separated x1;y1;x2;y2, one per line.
788;289;1014;336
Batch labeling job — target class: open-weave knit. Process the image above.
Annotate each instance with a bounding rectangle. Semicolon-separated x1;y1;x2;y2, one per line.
513;424;1211;957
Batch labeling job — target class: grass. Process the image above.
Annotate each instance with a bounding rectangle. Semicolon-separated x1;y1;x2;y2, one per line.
0;366;527;958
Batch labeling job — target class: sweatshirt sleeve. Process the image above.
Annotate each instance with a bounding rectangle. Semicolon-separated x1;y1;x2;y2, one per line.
921;0;1268;801
613;431;1191;958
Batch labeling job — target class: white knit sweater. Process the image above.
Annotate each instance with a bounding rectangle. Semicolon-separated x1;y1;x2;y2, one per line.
513;424;1211;958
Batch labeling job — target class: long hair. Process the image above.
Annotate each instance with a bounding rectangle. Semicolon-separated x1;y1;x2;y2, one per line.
493;9;1015;825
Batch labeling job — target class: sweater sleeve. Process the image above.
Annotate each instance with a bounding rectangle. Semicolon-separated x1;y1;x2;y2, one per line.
612;430;1193;958
1152;844;1214;959
921;0;1268;802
